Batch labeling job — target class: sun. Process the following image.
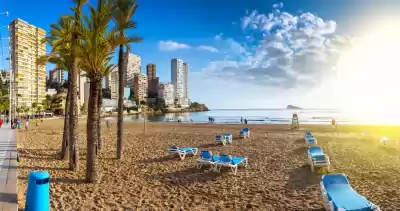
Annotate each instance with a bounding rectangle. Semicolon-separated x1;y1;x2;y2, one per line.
336;22;400;120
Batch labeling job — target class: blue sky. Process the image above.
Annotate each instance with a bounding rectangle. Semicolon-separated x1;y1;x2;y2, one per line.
1;0;400;109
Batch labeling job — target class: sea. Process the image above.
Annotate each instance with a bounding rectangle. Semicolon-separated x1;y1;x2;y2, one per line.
115;109;400;125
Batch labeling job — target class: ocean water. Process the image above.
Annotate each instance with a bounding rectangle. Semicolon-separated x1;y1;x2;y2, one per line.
118;109;400;125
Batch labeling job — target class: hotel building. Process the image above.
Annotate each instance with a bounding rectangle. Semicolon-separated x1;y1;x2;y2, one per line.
9;18;46;108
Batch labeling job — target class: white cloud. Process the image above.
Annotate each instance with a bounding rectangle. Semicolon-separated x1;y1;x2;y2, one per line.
197;45;219;53
190;3;352;108
200;3;350;89
158;40;191;51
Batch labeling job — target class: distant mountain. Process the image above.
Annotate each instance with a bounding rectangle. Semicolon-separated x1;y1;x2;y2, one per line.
286;105;302;109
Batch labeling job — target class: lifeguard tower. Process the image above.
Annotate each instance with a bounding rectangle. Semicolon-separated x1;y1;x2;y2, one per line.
291;113;299;130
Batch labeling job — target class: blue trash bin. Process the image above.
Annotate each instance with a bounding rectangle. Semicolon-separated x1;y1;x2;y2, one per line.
25;171;50;211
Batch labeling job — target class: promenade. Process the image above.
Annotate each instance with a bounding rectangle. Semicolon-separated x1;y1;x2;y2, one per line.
0;124;18;210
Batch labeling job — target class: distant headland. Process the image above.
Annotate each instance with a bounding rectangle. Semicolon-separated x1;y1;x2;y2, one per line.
286;105;302;109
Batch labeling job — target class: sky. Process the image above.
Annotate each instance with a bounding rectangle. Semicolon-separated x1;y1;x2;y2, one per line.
1;0;400;109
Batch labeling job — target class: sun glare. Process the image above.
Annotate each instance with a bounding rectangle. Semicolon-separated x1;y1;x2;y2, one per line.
336;23;400;121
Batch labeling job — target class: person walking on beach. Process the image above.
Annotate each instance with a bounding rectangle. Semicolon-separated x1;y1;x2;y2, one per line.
331;119;336;129
25;120;29;131
244;118;248;124
240;117;243;124
106;119;111;132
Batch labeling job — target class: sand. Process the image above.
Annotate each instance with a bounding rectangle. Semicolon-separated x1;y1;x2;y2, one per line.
17;120;400;210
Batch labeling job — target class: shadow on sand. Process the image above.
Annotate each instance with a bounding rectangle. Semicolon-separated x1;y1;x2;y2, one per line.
196;143;217;148
16;165;68;171
295;138;305;144
18;176;85;184
378;146;399;155
149;167;222;186
285;164;320;190
140;155;180;164
291;146;307;155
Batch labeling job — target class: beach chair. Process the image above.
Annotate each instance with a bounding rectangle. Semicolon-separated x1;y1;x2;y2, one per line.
196;150;219;169
223;133;232;144
215;154;248;175
307;146;331;172
239;128;250;139
168;145;198;160
216;135;226;145
305;135;317;147
321;174;380;211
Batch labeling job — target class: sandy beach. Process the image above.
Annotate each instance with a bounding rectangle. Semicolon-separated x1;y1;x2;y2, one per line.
16;120;400;210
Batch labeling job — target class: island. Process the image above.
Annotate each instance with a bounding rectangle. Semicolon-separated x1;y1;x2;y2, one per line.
286;105;302;109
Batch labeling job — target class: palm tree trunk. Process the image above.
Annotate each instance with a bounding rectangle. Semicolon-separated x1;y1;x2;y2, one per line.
86;77;100;183
69;33;79;171
117;45;124;160
61;72;71;160
97;87;102;152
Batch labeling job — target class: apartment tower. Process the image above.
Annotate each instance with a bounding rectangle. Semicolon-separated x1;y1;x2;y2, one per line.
50;69;64;84
134;73;148;101
171;58;188;106
124;53;141;88
146;64;159;98
9;18;46;108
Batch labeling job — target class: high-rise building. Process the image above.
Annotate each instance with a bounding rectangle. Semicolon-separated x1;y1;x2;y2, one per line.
158;83;174;105
171;58;188;106
146;64;156;79
124;53;140;88
134;73;148;101
50;69;64;84
183;63;189;101
146;64;159;98
9;18;46;108
109;67;118;99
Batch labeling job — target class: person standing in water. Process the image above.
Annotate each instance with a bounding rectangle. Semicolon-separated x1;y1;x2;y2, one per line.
240;117;243;124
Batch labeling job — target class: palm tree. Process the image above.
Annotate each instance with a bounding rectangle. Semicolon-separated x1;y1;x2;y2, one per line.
113;0;143;160
41;16;76;161
78;0;118;183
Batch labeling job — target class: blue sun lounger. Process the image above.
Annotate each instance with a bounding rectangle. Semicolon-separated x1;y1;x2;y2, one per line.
216;135;226;145
239;128;250;138
215;154;248;175
168;145;198;160
321;174;380;211
305;134;317;146
307;146;330;172
196;150;220;169
223;133;232;144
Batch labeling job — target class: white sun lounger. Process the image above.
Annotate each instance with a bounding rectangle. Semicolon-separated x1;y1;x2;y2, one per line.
168;145;198;160
239;128;250;139
216;135;226;145
215;154;248;175
223;133;232;144
196;150;219;169
307;146;331;172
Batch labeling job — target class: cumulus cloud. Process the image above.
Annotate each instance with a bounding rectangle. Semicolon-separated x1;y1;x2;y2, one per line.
158;40;191;51
197;45;219;53
199;2;351;88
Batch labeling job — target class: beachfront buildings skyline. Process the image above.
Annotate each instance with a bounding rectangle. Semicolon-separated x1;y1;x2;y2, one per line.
109;68;118;99
171;58;189;106
9;18;46;108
